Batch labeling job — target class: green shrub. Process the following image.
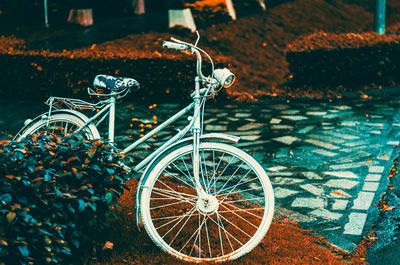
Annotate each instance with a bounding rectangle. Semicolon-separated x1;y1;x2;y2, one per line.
286;31;400;88
0;134;136;264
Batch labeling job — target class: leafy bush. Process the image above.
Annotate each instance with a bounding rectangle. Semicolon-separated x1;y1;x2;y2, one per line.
0;134;136;264
286;30;400;88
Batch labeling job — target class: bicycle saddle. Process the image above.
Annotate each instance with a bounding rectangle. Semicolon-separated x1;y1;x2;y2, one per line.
93;74;140;93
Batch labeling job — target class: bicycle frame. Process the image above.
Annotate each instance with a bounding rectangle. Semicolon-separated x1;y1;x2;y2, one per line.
72;78;203;173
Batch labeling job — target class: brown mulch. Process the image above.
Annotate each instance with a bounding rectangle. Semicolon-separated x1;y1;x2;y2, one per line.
84;179;368;265
287;28;400;52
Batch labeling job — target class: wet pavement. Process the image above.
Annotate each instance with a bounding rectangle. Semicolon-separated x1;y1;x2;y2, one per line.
1;87;400;260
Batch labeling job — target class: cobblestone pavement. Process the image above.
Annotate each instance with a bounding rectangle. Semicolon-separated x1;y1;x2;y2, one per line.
2;87;400;253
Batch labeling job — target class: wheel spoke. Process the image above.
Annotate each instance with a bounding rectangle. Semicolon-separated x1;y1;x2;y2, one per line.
218;204;260;230
220;200;264;220
143;143;274;262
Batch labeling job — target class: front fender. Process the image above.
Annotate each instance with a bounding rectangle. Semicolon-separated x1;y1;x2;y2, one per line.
135;132;240;230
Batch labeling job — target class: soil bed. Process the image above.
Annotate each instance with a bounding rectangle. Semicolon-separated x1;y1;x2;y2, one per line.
85;179;367;265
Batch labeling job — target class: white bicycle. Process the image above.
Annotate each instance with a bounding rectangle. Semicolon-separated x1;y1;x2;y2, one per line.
14;33;274;262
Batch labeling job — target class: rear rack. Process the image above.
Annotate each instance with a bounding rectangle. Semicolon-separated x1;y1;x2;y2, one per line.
45;97;107;111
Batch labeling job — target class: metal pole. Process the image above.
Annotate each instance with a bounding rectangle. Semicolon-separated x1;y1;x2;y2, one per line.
44;0;49;27
374;0;386;34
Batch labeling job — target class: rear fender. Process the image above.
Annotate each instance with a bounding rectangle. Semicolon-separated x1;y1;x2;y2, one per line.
14;109;100;141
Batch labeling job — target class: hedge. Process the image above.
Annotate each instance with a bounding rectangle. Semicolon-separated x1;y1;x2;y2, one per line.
0;134;136;264
286;31;400;88
0;52;197;103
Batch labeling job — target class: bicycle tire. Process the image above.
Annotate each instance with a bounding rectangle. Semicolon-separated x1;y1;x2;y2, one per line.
140;142;274;262
15;113;97;141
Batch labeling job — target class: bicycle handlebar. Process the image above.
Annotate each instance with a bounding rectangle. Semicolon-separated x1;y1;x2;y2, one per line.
162;41;188;51
163;37;214;81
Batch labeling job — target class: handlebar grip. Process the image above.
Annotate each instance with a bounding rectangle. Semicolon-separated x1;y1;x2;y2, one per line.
163;41;188;51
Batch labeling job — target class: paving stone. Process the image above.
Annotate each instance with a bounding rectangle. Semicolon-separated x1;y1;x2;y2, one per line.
340;144;382;153
273;136;300;145
365;174;382;182
270;118;281;124
344;212;368;235
240;135;262;141
321;122;333;126
271;125;294;130
341;121;357;126
311;149;338;157
267;165;287;172
310;208;342;220
216;112;228;117
308;134;345;144
281;110;300;115
323;112;353;119
330;161;379;170
306;111;327;116
205;124;228;131
323;131;360;140
363;122;386;128
280;115;309;121
362;182;380;192
343;140;370;147
323;171;359;179
204;118;218;124
237;123;264;131
369;166;385;173
324;179;358;189
268;172;295;177
274;187;299;198
305;139;340;150
369;115;384;119
291;198;325;208
297;125;315;134
272;177;304;185
302;171;323;180
332;199;349;210
235;113;252;118
377;148;393;161
300;184;324;196
352;191;375;210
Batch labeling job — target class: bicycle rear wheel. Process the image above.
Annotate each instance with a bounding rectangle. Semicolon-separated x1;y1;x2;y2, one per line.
15;113;98;141
140;142;274;262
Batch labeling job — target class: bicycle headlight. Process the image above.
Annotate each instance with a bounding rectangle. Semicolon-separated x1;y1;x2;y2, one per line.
213;68;235;88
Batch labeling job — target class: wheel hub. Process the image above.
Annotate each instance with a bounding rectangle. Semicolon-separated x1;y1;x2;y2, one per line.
196;194;219;215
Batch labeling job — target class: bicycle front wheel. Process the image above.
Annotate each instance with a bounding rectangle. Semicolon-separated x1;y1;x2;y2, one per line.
140;142;274;262
15;113;98;141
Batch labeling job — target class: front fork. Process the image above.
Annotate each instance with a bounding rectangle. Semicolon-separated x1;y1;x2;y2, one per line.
192;77;208;199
